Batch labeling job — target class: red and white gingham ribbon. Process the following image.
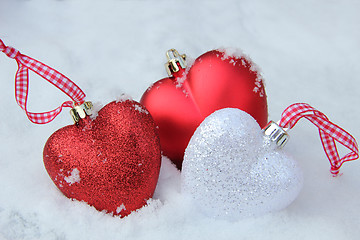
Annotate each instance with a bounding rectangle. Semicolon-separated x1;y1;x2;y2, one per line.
279;103;358;176
0;39;86;124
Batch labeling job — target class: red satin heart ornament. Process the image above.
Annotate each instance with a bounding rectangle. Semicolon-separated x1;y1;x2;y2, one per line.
43;100;161;217
141;48;268;168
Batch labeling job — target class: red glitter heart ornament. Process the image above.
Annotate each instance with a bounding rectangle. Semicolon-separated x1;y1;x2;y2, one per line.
43;100;161;217
1;39;161;217
141;48;268;168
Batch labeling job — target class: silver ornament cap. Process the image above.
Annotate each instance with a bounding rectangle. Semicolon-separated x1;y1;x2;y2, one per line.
262;121;289;148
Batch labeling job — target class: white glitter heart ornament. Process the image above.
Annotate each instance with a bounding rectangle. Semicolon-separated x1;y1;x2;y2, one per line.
181;108;303;220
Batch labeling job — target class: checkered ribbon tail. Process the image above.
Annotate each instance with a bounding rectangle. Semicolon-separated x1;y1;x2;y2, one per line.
279;103;358;176
0;39;86;124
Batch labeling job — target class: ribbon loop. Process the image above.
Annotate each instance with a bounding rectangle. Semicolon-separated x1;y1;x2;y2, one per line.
279;103;358;176
1;45;19;59
1;39;86;124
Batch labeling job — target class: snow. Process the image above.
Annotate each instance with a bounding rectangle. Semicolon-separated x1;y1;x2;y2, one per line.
116;204;126;215
0;0;360;239
175;55;195;88
89;102;103;120
132;103;149;115
218;47;266;97
115;93;133;103
64;168;81;186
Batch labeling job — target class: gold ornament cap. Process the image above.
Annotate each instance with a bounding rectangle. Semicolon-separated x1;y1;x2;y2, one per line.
70;101;93;123
165;49;187;77
262;121;289;148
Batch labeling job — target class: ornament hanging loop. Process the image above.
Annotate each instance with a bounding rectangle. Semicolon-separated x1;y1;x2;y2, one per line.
165;49;187;77
0;38;87;124
277;103;358;176
70;101;93;123
0;42;19;59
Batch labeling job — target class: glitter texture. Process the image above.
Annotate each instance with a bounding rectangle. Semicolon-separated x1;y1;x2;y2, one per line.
43;100;161;217
141;49;268;169
181;108;303;220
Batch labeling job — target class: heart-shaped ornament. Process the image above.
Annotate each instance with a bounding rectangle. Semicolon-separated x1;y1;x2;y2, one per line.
141;48;268;168
43;99;161;217
181;108;303;220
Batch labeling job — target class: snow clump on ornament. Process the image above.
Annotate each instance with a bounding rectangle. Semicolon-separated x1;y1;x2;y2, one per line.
181;108;303;220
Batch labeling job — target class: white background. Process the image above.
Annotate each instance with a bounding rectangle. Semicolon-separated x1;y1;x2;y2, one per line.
0;0;359;239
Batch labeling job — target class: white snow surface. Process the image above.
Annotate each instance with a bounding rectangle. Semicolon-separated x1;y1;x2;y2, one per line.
64;168;81;185
0;0;360;239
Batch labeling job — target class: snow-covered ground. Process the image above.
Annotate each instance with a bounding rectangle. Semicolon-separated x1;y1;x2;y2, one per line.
1;0;360;239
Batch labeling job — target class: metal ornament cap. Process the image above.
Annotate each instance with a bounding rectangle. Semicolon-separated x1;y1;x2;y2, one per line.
263;121;289;148
70;101;93;123
165;49;187;77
